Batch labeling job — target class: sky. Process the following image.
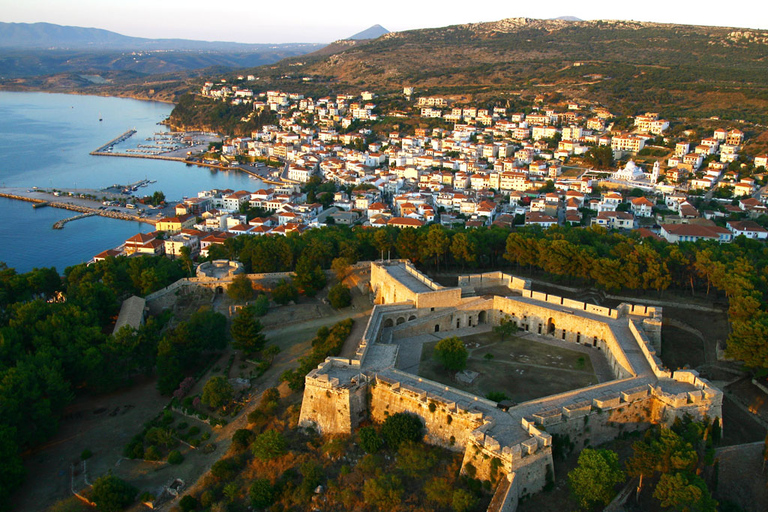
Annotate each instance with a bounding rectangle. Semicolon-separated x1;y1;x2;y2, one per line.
2;0;765;44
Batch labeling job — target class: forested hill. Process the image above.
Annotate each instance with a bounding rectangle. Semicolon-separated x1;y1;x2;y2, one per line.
235;17;768;122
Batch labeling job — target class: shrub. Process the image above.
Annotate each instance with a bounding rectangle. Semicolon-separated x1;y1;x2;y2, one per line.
363;474;403;510
328;283;352;309
167;450;184;465
358;426;383;454
80;449;93;460
227;273;254;302
201;376;234;409
261;387;280;405
271;279;298;305
485;391;510;402
232;429;256;450
252;294;270;317
179;495;198;512
381;412;423;449
251;429;286;460
90;474;137;512
210;458;239;480
433;336;468;371
144;446;161;461
452;489;476;512
123;438;144;459
249;479;274;510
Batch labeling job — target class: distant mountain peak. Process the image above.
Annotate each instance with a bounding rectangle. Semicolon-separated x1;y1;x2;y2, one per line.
347;24;389;40
551;16;583;22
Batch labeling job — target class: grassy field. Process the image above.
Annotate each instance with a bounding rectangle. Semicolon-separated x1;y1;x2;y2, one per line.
419;332;598;404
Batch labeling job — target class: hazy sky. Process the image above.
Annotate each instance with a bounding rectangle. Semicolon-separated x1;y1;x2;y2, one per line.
3;0;765;44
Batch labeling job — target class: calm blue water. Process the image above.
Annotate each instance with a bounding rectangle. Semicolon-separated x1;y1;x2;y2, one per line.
0;91;261;273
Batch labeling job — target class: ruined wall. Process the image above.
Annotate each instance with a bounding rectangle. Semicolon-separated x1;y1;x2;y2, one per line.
369;374;487;450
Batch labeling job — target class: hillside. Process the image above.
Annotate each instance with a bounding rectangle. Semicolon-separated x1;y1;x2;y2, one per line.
0;22;324;79
235;17;768;122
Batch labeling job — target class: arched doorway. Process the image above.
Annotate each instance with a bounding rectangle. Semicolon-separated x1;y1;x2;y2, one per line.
547;318;555;335
478;311;487;324
216;286;224;294
434;324;440;332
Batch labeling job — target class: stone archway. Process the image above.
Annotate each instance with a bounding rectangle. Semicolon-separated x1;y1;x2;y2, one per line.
408;315;416;321
478;311;487;324
434;324;440;332
396;317;406;325
547;317;555;335
383;318;394;328
216;286;224;294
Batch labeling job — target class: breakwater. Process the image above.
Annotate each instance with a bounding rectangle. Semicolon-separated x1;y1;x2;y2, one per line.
53;212;97;229
0;192;156;226
90;129;136;154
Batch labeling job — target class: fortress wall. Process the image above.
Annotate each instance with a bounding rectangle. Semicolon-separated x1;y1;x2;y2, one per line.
491;296;634;379
298;365;369;434
519;290;618;319
542;396;658;452
369;375;487;450
403;260;443;290
462;435;552;498
415;288;463;309
457;272;531;292
391;311;456;339
629;320;671;379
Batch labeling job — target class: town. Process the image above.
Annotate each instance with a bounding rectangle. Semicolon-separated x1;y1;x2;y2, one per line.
95;83;768;261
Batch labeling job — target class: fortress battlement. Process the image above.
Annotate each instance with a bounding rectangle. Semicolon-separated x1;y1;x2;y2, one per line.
298;261;723;512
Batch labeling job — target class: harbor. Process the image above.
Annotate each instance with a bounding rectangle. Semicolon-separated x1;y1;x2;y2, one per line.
90;129;284;185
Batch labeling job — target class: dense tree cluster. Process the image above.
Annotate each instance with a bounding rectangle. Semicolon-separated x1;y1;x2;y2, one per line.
0;256;212;507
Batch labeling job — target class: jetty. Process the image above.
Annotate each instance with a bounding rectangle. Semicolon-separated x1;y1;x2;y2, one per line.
53;212;97;229
0;191;156;226
90;129;136;154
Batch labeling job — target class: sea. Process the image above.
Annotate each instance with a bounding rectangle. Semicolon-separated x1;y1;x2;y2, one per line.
0;91;263;273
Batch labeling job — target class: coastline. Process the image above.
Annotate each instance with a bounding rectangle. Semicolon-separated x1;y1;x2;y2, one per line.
0;86;179;105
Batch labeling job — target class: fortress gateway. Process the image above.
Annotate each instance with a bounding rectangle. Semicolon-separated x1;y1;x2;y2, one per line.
299;261;722;511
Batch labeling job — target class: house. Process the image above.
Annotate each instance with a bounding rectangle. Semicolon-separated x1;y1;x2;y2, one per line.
525;212;557;229
124;232;158;255
591;211;635;230
165;232;200;258
660;223;732;243
92;248;122;263
630;197;655;217
387;217;425;229
727;220;768;240
157;214;196;234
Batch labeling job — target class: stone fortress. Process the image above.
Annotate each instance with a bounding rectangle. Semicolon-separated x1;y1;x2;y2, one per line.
298;260;723;511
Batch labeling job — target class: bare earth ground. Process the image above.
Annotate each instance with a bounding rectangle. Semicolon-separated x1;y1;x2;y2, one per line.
418;331;601;403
